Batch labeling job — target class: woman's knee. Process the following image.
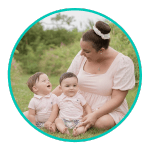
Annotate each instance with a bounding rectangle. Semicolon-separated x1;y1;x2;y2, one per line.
94;115;116;130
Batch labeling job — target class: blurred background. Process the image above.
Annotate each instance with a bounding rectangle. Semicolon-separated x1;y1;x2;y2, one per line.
10;11;139;115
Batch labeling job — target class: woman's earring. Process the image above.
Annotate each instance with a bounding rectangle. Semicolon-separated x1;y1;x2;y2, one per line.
100;50;102;54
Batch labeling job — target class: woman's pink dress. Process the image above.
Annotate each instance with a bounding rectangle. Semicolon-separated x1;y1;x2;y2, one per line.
67;51;135;124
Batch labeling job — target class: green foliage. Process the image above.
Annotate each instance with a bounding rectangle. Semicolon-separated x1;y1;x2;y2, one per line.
51;13;76;26
11;58;22;85
85;19;95;30
14;19;139;82
15;49;19;54
39;41;80;76
14;17;81;74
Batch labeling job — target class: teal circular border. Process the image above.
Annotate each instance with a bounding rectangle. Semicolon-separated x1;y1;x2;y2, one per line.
8;8;142;142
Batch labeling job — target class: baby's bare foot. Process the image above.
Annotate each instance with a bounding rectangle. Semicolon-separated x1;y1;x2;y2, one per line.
73;128;78;137
49;126;55;133
62;127;70;135
73;127;85;137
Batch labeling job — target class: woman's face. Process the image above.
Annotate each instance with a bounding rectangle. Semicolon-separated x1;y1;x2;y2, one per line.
80;39;100;62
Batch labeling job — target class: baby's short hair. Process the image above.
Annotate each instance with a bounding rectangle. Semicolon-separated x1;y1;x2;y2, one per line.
59;72;78;85
27;72;44;92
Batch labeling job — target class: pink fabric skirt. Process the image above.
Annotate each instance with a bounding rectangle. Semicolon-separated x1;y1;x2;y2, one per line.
80;90;128;124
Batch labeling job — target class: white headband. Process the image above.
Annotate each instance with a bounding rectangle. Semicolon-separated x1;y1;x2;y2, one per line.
93;26;110;39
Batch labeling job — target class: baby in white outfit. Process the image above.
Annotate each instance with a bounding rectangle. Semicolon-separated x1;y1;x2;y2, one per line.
55;72;92;136
23;72;58;132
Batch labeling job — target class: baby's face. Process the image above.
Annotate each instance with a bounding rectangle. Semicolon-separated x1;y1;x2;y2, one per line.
34;74;52;96
60;77;78;97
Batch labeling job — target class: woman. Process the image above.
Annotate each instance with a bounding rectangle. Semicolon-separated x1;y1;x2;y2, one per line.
52;21;135;131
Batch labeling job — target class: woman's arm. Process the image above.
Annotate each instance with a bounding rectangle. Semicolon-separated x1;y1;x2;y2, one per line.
52;86;62;96
94;89;128;119
80;89;128;128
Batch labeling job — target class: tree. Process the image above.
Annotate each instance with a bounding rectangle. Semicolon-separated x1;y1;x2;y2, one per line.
51;13;75;26
41;13;76;30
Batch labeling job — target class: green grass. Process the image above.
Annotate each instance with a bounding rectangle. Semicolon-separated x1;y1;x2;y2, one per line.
11;74;139;140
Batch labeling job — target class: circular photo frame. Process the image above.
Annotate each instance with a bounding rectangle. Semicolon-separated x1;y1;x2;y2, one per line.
7;8;142;143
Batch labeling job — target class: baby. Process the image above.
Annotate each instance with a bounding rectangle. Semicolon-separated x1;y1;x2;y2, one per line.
23;72;58;132
55;72;92;136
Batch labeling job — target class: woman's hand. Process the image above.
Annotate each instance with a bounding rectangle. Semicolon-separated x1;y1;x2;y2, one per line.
78;113;97;131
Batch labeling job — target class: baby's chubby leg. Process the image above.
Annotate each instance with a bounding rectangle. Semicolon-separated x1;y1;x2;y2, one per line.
55;118;69;134
23;111;29;119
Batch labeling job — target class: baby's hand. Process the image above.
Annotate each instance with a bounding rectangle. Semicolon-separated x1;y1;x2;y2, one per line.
49;123;56;133
44;121;52;129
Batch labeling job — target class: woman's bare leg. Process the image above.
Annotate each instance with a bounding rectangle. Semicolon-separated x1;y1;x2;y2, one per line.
94;114;116;130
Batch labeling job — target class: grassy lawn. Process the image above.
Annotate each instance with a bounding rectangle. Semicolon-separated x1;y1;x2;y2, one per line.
10;74;139;140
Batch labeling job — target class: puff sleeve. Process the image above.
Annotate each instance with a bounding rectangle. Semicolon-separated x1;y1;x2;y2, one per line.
67;50;85;75
28;98;36;110
112;55;135;91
